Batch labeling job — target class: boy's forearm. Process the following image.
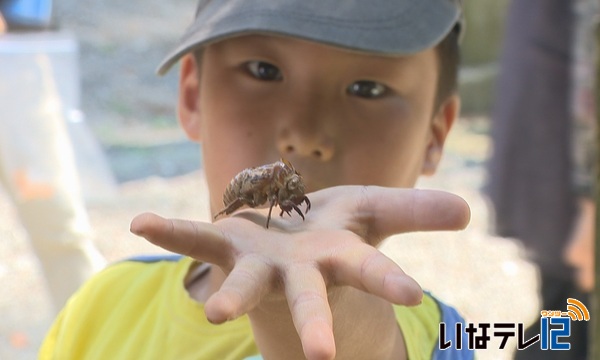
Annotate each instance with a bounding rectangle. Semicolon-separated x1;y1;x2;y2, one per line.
249;287;406;360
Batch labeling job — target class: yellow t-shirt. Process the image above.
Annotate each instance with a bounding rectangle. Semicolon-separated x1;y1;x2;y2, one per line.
39;255;445;360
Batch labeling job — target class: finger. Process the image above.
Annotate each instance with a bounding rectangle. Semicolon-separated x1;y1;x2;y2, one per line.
130;212;231;267
285;266;336;360
327;242;423;306
205;255;273;324
355;186;471;239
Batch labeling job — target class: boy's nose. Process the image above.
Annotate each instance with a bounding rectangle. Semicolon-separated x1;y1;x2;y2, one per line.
276;125;334;162
275;85;337;162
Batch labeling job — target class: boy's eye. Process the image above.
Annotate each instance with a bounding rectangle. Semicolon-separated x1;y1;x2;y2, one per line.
347;80;388;99
245;61;283;81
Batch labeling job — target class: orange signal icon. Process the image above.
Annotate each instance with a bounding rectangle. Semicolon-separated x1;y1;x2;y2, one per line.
565;298;590;321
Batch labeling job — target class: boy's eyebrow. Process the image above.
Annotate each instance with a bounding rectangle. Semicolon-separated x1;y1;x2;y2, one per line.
157;0;463;75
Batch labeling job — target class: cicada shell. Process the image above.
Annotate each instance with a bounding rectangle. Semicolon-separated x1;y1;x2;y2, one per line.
214;159;311;228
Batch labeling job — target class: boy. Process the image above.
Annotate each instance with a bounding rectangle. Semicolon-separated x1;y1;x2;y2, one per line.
40;0;472;359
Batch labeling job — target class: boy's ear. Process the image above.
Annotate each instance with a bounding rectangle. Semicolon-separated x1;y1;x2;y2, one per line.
178;54;202;142
421;94;460;176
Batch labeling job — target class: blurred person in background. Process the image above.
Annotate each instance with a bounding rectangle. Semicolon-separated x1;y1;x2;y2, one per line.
0;0;105;310
564;0;597;302
486;0;595;358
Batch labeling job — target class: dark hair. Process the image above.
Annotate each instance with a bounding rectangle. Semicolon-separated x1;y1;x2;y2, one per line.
434;24;461;112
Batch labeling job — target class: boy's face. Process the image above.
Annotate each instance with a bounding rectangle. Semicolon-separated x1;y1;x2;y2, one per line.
178;34;459;214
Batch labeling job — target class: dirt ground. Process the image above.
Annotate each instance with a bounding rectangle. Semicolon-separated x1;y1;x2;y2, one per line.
52;0;197;140
0;1;542;359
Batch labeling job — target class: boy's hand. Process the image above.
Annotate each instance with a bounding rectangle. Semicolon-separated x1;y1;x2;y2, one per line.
131;186;470;359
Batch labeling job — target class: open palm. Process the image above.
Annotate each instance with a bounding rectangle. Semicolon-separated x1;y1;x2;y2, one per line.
130;186;470;359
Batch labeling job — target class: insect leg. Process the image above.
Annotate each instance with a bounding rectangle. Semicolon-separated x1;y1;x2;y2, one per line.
266;199;277;228
214;199;244;219
303;196;311;213
291;205;305;220
279;208;293;217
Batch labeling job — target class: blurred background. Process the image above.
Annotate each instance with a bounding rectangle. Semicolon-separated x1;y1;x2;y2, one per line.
0;0;588;359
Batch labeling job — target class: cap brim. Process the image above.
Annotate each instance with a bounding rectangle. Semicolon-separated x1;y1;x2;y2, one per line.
157;0;461;75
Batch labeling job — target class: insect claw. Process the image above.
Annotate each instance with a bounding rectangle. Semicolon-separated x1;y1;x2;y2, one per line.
279;209;292;217
213;208;227;220
303;197;311;213
292;205;305;220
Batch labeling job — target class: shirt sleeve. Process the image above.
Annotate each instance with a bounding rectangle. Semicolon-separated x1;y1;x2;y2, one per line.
394;292;474;360
38;296;73;358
